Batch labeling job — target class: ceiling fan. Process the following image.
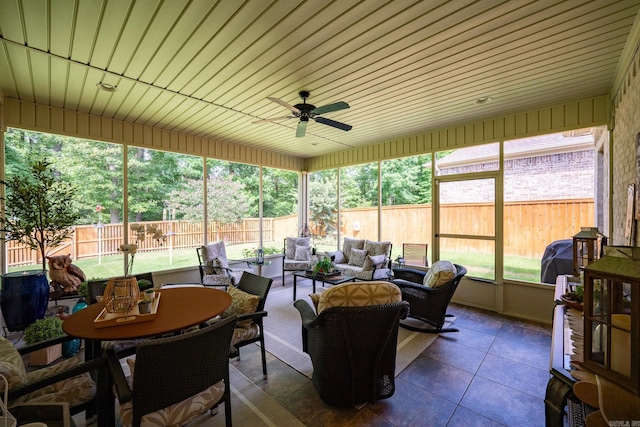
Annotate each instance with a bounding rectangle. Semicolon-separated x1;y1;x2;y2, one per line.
253;91;352;137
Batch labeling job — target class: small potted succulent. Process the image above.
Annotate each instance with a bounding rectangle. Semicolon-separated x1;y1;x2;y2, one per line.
23;316;65;365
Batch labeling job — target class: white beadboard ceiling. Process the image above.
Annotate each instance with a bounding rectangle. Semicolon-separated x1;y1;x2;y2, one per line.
0;0;639;159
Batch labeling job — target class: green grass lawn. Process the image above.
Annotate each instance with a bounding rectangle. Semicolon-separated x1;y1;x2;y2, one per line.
8;244;542;284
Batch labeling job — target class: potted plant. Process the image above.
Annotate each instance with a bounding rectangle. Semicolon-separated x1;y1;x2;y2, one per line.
313;256;334;276
0;158;81;331
23;316;65;365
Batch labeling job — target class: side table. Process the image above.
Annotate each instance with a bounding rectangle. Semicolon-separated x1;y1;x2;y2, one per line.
249;260;272;276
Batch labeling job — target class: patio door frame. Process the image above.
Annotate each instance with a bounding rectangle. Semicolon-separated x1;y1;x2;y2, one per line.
432;147;504;285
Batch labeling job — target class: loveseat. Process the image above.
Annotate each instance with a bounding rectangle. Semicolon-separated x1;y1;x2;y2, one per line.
322;237;392;281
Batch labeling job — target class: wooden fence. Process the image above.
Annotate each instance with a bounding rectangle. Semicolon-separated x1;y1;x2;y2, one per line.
5;199;593;267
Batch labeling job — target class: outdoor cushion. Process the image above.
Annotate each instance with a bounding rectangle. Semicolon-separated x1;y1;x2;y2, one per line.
221;285;260;328
342;237;365;263
348;248;368;267
423;260;456;288
314;281;401;313
119;358;225;427
0;336;96;408
364;240;391;257
295;245;311;261
285;237;310;260
363;254;388;271
200;242;230;268
327;250;346;264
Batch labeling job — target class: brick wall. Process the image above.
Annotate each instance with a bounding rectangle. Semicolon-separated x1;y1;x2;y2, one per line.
612;45;640;245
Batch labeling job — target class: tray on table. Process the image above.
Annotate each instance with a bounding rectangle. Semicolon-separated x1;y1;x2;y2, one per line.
93;293;161;328
305;270;342;278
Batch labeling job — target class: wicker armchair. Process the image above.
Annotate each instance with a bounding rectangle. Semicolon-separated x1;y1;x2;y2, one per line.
1;335;104;419
293;298;409;406
107;315;238;427
391;263;467;333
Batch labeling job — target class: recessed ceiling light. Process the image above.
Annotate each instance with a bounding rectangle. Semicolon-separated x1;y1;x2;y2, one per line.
96;82;117;93
475;96;491;105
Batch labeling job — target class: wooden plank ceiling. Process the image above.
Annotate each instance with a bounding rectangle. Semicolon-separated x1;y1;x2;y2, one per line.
0;0;639;159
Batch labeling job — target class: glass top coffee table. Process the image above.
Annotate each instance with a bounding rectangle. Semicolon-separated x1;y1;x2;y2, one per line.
292;270;356;301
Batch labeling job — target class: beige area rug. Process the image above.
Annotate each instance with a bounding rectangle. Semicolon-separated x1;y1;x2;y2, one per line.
263;283;450;379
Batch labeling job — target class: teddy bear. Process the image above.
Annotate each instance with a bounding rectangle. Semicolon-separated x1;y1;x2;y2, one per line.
46;254;86;294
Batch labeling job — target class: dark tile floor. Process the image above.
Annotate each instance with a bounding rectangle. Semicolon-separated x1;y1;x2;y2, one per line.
231;277;554;427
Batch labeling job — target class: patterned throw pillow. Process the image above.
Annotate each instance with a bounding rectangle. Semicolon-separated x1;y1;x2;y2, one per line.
327;250;346;264
316;281;401;313
221;285;260;328
364;240;391;257
285;237;310;260
348;248;368;267
362;254;388;271
342;237;365;263
295;245;311;261
0;336;27;388
423;260;456;288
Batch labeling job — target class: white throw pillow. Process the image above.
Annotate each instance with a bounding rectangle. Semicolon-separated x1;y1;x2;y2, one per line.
423;260;456;288
295;245;311;261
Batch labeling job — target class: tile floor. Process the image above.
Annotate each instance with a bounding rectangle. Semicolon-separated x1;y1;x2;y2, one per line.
13;275;554;427
228;276;554;427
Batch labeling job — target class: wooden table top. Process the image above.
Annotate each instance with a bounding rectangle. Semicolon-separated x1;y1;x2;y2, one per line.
62;287;231;341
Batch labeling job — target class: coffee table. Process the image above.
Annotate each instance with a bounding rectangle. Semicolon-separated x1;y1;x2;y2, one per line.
292;270;356;300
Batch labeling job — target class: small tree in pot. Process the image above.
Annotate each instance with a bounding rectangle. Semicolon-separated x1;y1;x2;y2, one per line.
0;158;80;269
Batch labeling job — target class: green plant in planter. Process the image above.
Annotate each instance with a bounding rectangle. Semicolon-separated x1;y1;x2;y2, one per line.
313;256;333;275
24;316;65;345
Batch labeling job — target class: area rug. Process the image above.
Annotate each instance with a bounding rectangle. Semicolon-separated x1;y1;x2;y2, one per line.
263;283;451;379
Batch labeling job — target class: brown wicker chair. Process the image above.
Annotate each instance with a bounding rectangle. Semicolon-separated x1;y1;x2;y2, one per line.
293;299;409;406
107;315;238;427
230;272;273;379
391;263;467;333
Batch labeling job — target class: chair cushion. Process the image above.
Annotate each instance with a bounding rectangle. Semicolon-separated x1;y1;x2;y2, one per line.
348;248;368;267
285;237;310;260
0;336;27;389
423;260;456;288
342;237;365;263
200;242;229;268
315;281;401;313
221;285;260;328
11;355;96;408
118;376;225;427
363;254;388;271
326;250;346;264
364;240;391;257
295;245;311;261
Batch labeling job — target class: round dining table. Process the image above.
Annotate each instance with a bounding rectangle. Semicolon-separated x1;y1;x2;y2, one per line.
62;286;231;427
63;286;231;341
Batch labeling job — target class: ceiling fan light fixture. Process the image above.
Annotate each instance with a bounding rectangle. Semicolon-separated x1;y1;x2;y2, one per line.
475;96;491;105
97;82;118;93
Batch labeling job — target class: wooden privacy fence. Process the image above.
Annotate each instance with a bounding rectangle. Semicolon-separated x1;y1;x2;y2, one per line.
5;199;593;267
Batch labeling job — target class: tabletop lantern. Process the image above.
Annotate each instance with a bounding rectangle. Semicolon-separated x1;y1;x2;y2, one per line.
583;246;639;394
573;227;605;276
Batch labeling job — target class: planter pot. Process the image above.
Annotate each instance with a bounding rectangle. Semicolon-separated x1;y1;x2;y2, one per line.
29;344;62;366
0;270;50;332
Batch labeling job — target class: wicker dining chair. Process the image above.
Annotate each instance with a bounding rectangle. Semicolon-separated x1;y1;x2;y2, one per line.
229;272;273;379
107;315;238;427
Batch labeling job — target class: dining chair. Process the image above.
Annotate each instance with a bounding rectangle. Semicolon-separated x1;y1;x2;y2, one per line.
107;315;238;427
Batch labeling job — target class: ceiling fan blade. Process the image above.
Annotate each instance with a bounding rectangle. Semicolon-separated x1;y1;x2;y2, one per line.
252;116;292;124
315;116;352;131
296;120;308;137
312;101;350;115
267;97;301;114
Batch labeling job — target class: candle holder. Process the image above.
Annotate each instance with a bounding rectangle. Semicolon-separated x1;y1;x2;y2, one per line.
103;277;140;314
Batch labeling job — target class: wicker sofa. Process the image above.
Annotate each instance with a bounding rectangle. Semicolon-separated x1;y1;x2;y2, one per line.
321;237;392;281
